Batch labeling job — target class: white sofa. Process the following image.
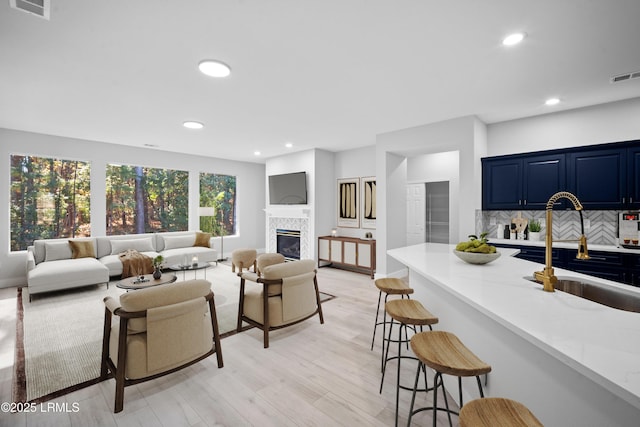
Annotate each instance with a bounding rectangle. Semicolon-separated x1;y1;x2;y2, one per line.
26;231;217;297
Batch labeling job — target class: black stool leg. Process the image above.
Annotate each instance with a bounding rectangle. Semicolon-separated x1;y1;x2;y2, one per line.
370;290;383;351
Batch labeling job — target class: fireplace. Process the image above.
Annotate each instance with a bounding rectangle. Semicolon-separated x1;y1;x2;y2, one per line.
276;229;301;260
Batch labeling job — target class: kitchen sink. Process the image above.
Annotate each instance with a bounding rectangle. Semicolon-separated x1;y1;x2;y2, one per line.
525;276;640;313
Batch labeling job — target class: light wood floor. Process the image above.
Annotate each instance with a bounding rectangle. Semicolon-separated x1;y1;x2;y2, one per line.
0;267;459;427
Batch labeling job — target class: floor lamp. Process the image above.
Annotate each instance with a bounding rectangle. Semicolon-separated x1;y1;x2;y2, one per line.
198;207;222;260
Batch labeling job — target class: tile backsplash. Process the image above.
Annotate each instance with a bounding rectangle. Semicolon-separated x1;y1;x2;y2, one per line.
476;210;619;245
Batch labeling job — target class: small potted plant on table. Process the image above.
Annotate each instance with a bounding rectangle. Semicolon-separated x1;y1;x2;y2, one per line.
152;255;164;279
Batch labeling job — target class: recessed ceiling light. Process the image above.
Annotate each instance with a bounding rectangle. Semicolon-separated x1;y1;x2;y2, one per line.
144;144;159;148
254;151;261;156
502;32;526;46
183;121;204;129
545;97;560;106
285;142;293;148
198;60;231;78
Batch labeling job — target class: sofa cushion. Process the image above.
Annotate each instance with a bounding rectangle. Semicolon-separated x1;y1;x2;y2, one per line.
69;239;96;259
110;238;155;255
161;246;216;266
28;258;109;294
194;232;211;248
162;234;196;250
44;241;73;262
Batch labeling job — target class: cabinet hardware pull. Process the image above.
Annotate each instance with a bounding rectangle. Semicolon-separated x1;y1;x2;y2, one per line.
588;256;608;261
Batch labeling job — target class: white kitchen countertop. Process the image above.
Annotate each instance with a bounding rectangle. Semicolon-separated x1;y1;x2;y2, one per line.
387;243;640;412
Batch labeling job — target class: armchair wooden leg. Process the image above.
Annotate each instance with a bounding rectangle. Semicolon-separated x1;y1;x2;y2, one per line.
237;279;246;332
114;318;129;413
263;287;270;348
314;276;325;324
100;308;112;381
208;296;224;368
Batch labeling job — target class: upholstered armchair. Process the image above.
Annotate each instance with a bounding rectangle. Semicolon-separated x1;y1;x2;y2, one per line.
231;248;257;273
100;279;223;413
237;259;324;348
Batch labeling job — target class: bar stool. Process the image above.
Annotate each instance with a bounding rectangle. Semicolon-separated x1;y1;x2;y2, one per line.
380;299;438;427
408;330;492;427
459;397;543;427
371;278;414;370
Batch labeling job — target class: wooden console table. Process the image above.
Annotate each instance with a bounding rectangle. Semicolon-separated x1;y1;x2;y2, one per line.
318;236;376;278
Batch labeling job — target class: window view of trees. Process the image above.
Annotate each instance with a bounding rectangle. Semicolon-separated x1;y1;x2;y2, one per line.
199;173;237;236
106;164;189;235
10;155;91;251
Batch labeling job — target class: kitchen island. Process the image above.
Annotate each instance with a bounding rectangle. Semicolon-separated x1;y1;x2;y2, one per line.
388;243;640;427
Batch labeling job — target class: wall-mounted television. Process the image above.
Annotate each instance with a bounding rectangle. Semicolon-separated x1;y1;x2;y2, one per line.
268;171;307;205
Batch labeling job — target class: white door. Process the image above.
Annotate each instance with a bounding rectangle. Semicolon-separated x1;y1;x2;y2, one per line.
406;184;426;245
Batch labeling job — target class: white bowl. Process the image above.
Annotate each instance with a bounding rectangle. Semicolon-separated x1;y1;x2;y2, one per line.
453;249;501;265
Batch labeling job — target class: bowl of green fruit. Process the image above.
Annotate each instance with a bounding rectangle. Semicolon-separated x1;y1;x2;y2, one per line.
454;233;501;265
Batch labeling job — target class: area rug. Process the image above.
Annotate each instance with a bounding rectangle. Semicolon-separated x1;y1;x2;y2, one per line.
13;263;335;403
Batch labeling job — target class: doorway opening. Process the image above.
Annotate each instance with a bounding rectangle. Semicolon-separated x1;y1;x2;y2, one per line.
406;181;450;245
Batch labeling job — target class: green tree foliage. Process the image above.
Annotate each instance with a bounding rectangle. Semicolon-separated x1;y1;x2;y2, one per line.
106;164;188;235
199;173;237;236
10;155;91;251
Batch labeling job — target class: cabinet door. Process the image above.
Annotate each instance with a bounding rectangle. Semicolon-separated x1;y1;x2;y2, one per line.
330;240;342;263
523;154;566;209
357;242;371;268
343;241;357;265
318;238;330;261
567;148;626;209
482;158;523;210
628;145;640;209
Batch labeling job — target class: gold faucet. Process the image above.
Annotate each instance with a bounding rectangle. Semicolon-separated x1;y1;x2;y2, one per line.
533;191;590;292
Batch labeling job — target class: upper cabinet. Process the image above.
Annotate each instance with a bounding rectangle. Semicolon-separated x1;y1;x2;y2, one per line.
482;140;640;211
628;146;640;209
567;148;626;209
482;153;565;210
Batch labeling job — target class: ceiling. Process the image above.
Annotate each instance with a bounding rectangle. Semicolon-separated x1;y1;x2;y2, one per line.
1;1;640;164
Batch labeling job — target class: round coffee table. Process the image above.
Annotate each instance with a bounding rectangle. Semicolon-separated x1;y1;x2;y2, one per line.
116;273;177;290
169;261;211;280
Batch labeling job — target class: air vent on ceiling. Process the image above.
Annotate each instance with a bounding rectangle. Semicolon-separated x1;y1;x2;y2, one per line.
610;70;640;83
10;0;50;20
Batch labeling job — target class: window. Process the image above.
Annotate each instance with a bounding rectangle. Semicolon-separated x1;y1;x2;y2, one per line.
10;155;91;251
199;173;237;236
106;164;188;235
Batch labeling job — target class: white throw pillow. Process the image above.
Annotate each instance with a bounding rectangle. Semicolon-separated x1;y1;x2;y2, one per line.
163;234;195;250
110;238;155;255
44;241;73;262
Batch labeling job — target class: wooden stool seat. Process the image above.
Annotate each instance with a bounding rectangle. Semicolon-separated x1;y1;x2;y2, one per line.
375;278;414;295
386;299;438;326
410;331;491;378
408;331;492;427
459;397;543;427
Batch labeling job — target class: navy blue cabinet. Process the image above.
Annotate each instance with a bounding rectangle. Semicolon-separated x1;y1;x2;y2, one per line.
482;154;565;210
565;249;627;283
628;146;640;209
483;140;640;211
523;154;567;209
567;148;626;209
482;158;522;209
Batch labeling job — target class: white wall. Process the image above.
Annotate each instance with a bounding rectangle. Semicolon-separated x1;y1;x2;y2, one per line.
0;128;266;288
487;97;640;156
265;149;319;258
407;151;460;243
376;115;487;276
333;146;377;239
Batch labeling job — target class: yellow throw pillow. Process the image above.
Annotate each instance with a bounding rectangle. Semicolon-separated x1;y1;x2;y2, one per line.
69;240;95;259
194;232;211;248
